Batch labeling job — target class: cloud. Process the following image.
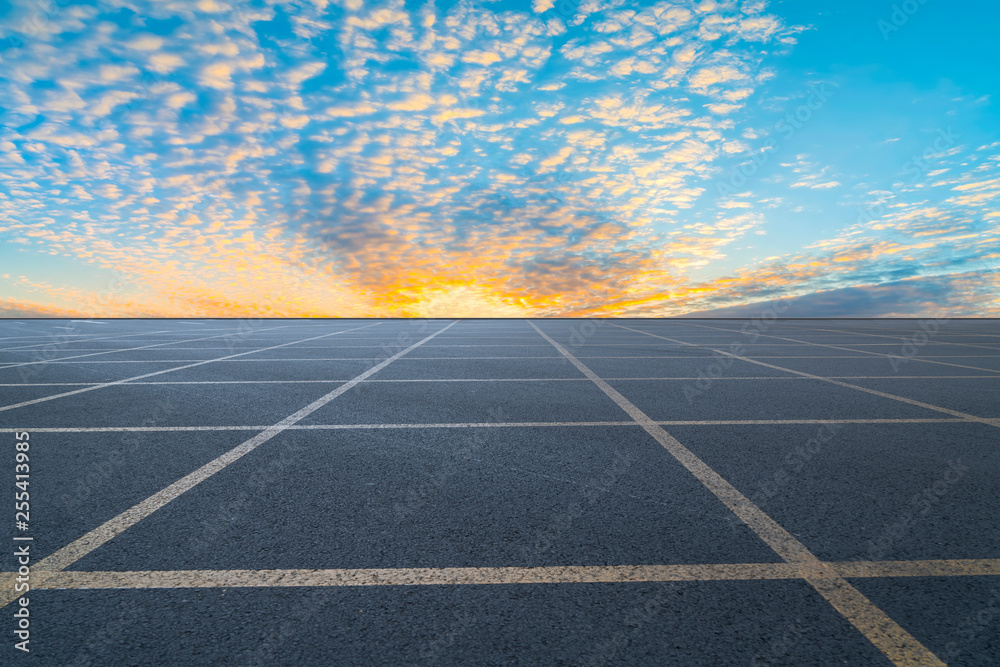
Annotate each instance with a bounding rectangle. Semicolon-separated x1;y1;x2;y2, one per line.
0;298;80;318
462;50;503;65
688;65;746;92
147;53;185;73
199;62;235;89
681;270;1000;318
126;34;165;51
791;179;840;189
3;0;988;319
283;61;327;88
386;93;436;111
706;102;743;114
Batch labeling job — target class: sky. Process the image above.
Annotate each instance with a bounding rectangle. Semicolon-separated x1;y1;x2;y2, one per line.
0;0;997;318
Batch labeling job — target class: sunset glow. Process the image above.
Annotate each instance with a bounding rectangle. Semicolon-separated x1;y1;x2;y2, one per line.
1;0;998;317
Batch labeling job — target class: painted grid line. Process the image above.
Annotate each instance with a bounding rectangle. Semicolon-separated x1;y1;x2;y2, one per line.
1;558;997;592
2;375;996;389
0;417;973;433
4;354;998;362
0;324;385;413
0;329;183;352
529;321;945;667
770;321;1000;351
677;321;1000;374
0;325;300;368
610;323;1000;429
0;320;458;610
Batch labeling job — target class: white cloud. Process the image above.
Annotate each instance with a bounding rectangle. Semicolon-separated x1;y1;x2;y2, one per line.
284;62;327;88
166;92;197;109
199;62;235;90
462;50;502;66
126;34;164;51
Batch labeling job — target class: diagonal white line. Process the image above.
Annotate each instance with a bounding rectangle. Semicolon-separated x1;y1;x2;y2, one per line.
0;325;296;366
1;356;563;363
673;321;1000;374
0;324;250;350
0;323;382;413
0;329;181;353
1;375;995;388
529;321;945;667
0;417;973;433
24;351;996;358
610;323;999;428
0;320;457;605
772;321;1000;350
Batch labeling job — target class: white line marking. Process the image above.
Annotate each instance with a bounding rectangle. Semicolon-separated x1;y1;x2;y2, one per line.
0;329;185;353
611;323;1000;428
1;376;994;387
2;418;969;433
8;564;803;590
0;323;343;355
1;357;565;363
529;322;945;667
0;324;382;413
771;321;1000;351
0;327;288;365
6;352;997;360
10;558;996;592
681;323;1000;374
0;321;457;604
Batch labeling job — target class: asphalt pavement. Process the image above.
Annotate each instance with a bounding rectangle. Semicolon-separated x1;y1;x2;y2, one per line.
1;317;998;665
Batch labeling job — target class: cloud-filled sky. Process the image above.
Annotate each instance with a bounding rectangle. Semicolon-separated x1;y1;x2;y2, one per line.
0;0;997;317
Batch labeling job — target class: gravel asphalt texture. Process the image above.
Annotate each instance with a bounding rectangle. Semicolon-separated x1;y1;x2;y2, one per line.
1;317;998;666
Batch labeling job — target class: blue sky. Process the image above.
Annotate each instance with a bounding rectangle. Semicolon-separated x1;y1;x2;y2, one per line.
0;0;997;317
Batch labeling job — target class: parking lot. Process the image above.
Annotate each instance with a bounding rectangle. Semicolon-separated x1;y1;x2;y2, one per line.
2;318;998;665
